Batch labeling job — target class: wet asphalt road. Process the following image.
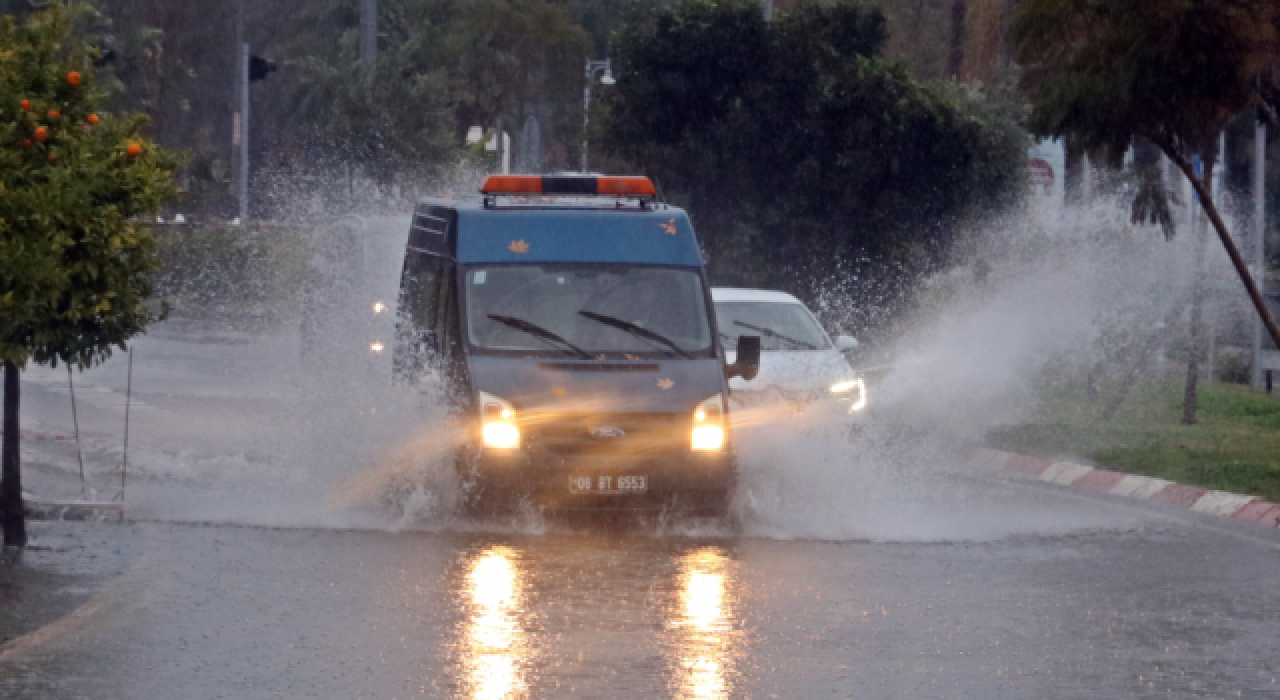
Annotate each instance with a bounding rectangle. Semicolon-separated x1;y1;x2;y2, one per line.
1;512;1279;699
3;320;1280;698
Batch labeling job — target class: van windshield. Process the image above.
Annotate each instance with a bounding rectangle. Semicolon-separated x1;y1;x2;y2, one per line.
464;265;714;358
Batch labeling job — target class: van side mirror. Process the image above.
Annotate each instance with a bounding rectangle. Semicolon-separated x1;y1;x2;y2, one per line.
725;335;761;381
835;335;858;350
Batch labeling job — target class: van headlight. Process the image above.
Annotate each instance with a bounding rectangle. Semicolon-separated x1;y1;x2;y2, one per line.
830;378;867;412
479;391;520;449
691;393;726;451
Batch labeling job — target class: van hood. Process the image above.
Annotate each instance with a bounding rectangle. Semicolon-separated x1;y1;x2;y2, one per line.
726;349;855;393
467;356;725;414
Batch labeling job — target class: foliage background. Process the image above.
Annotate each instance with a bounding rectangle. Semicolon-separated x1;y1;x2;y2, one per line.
599;0;1026;338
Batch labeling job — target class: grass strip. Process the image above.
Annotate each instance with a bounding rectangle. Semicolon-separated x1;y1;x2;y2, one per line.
986;379;1280;503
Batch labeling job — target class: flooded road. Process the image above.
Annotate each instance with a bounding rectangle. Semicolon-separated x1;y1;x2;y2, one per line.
2;518;1279;698
3;320;1280;698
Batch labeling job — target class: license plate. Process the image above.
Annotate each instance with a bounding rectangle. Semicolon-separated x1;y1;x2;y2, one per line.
569;475;647;494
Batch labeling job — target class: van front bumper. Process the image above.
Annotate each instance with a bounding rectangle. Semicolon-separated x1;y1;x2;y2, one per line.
459;444;736;512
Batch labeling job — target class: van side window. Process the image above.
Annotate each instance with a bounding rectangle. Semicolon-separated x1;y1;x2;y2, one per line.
400;251;445;334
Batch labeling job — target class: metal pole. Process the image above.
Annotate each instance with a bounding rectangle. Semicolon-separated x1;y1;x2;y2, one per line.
359;0;377;93
1253;119;1268;390
581;61;591;173
238;42;249;227
232;0;243;198
1208;131;1224;386
495;117;503;174
66;365;85;495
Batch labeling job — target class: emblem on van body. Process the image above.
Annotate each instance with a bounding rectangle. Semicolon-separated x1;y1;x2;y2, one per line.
508;239;530;253
660;219;677;235
657;378;674;389
590;426;626;439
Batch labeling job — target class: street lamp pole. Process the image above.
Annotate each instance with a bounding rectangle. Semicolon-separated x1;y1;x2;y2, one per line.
582;58;613;173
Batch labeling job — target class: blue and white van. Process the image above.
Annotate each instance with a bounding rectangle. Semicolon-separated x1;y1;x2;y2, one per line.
393;175;760;515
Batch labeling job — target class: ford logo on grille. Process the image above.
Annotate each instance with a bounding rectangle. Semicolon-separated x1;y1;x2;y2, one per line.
590;426;626;439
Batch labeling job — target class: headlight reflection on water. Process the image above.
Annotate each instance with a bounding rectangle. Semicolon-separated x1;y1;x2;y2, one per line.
463;547;529;699
670;547;740;700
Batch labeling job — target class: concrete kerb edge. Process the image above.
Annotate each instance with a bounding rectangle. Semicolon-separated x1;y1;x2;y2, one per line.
0;525;148;663
969;448;1280;529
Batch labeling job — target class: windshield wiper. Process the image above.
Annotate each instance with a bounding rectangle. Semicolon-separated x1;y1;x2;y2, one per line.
487;314;590;358
578;311;694;360
733;320;818;350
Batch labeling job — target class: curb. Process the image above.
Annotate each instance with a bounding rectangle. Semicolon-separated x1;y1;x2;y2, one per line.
972;448;1280;529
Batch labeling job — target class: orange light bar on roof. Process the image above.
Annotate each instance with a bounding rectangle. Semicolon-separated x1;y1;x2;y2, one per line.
480;174;656;198
480;175;544;194
597;177;656;197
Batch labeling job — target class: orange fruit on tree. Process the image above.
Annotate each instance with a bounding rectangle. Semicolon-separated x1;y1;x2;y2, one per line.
48;109;59;118
34;126;48;141
87;113;100;125
126;142;142;157
20;99;29;111
22;139;31;149
67;71;81;86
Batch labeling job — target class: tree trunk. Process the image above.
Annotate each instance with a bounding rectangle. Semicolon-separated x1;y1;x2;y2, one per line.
2;360;25;548
1086;361;1102;403
1163;147;1280;353
1182;214;1208;425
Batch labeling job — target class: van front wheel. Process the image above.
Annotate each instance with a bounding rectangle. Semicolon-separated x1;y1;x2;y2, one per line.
690;488;733;518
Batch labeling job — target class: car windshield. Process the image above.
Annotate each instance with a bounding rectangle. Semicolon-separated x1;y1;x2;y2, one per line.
464;265;713;358
714;301;830;352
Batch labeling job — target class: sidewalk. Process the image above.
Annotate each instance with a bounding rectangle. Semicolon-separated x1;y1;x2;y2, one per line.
0;521;142;649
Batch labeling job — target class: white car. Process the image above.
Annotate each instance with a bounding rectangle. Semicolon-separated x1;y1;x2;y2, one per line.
712;288;866;413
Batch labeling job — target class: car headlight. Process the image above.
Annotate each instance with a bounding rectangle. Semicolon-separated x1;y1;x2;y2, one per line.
829;378;867;412
479;391;520;449
691;393;726;451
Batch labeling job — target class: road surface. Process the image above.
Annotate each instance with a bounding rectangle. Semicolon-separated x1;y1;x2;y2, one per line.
2;319;1278;698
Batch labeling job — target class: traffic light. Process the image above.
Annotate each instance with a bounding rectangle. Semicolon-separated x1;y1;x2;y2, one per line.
249;54;276;83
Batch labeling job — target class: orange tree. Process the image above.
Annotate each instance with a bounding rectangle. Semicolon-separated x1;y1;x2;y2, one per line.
0;2;178;547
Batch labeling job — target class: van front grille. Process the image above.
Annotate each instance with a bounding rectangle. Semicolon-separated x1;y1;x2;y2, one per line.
526;413;686;457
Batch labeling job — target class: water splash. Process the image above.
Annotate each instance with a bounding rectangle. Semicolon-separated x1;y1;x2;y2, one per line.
27;179;1240;541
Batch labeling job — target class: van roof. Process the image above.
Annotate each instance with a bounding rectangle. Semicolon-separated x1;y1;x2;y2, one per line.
413;196;703;266
711;288;805;304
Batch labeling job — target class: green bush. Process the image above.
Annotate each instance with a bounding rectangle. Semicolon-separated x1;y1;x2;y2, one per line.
1214;350;1252;385
152;225;310;322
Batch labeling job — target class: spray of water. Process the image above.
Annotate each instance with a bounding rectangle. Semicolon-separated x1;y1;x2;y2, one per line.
732;193;1224;541
25;175;1240;541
